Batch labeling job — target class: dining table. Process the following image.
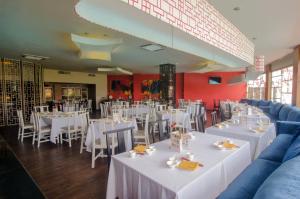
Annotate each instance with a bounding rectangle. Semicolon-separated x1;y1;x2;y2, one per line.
206;106;276;159
106;133;251;199
31;112;85;143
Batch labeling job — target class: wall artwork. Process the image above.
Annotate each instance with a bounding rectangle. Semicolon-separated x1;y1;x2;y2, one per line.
110;80;132;98
141;80;160;99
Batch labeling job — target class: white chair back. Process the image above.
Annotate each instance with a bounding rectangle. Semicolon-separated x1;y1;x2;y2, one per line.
156;104;167;112
17;110;24;127
144;114;150;145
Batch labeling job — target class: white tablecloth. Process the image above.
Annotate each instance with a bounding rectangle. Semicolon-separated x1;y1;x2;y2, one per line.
107;133;251;199
85;118;138;152
30;112;84;143
206;119;275;160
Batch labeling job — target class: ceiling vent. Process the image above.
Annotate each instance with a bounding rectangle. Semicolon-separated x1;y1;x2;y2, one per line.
58;71;71;75
141;44;164;52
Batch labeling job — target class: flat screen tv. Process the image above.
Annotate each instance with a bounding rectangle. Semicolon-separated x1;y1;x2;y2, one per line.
209;76;221;84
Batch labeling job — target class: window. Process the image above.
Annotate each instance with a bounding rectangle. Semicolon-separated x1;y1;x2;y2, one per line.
247;74;266;100
271;66;293;104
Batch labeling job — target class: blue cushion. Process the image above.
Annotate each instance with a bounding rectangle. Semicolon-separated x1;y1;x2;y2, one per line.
247;99;253;105
258;134;295;162
259;100;270;107
282;135;300;162
279;105;294;121
253;156;300;199
270;103;283;119
217;159;280;199
287;108;300;122
252;100;259;107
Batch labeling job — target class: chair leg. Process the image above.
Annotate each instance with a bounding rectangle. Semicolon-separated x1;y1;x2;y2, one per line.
21;128;24;142
38;133;41;148
32;131;36;145
68;132;72;147
60;133;63;144
80;134;84;154
18;127;21;140
91;146;95;168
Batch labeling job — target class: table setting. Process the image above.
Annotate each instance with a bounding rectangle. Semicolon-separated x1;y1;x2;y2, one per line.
206;106;276;159
106;132;251;199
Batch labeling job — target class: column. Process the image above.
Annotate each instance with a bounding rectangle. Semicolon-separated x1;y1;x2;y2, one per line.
292;46;300;106
159;64;176;107
264;64;272;100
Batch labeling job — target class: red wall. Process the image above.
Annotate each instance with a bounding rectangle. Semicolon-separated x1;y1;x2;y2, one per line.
176;73;184;105
184;72;246;109
107;72;246;109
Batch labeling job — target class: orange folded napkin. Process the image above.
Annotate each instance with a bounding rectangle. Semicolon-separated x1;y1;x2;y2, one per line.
177;160;200;171
222;141;238;149
134;145;146;154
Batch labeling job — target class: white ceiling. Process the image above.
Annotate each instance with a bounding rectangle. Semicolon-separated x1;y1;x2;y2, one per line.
208;0;300;65
0;0;298;73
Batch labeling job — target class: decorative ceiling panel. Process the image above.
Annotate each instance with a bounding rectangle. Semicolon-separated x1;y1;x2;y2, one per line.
120;0;254;64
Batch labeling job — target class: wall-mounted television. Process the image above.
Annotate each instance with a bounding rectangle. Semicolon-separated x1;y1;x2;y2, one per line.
208;76;222;84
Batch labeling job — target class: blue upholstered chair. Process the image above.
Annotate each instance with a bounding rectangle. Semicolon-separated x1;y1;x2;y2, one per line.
251;99;260;107
268;103;284;120
278;105;294;121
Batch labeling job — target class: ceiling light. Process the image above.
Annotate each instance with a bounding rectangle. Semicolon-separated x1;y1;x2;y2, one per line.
22;54;49;61
233;7;240;11
97;67;133;75
116;67;133;75
97;67;115;72
141;44;164;52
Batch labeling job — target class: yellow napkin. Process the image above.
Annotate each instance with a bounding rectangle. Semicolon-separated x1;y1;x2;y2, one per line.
222;141;238;149
177;160;199;171
255;127;265;133
134;145;146;154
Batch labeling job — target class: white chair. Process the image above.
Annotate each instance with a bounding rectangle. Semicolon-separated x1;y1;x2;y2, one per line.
60;112;81;147
32;112;51;147
134;114;150;145
34;106;49;113
88;99;93;112
17;110;34;142
80;111;90;153
90;120;118;168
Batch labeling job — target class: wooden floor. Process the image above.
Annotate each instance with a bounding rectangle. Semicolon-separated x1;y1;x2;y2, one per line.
1;111;215;199
1;126;108;199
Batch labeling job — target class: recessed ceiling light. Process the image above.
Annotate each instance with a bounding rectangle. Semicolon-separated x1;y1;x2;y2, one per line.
22;54;49;61
233;7;240;11
141;44;164;52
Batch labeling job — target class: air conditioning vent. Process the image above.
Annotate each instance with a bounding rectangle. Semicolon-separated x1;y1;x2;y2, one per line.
58;71;71;75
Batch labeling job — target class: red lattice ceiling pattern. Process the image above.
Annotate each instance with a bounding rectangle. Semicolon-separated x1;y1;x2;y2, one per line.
121;0;254;64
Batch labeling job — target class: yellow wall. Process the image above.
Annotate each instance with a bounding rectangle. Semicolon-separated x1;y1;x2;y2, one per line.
43;69;107;108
